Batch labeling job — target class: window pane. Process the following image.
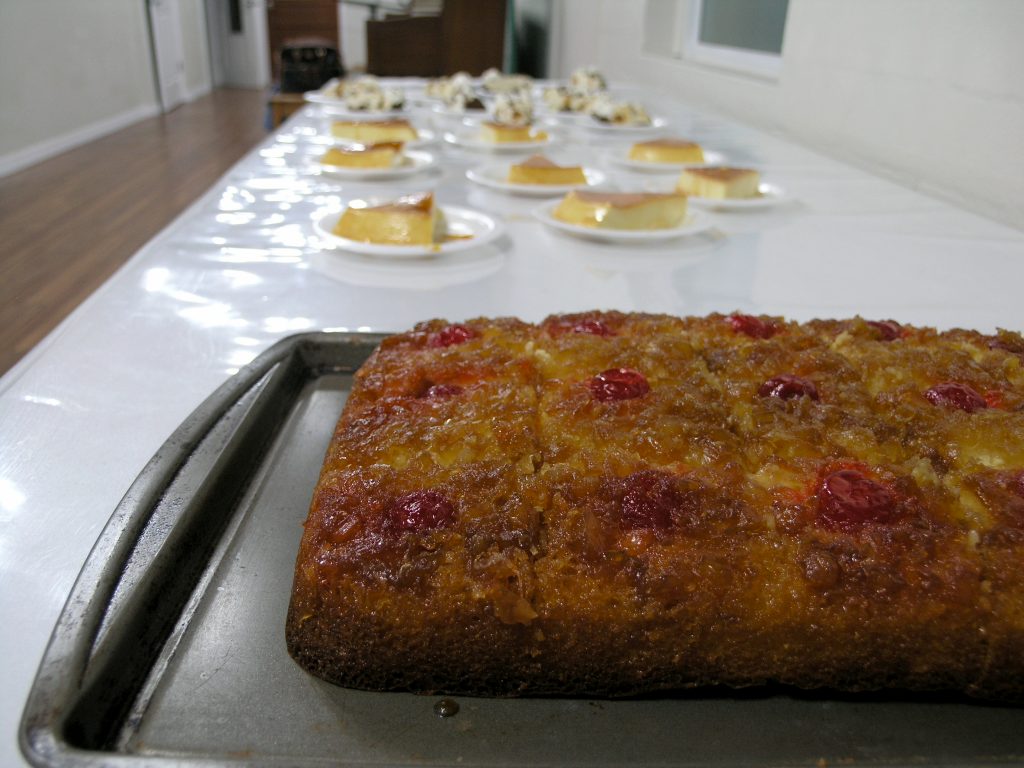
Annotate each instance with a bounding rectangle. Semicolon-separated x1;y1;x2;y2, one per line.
698;0;789;55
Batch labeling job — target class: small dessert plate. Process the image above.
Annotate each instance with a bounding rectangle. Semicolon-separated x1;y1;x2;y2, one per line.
318;150;437;180
444;127;558;153
607;147;728;172
532;200;715;243
686;183;791;211
312;204;505;258
429;102;491;120
465;163;606;197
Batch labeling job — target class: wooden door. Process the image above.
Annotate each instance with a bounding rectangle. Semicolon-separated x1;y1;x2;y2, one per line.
266;0;339;83
148;0;187;111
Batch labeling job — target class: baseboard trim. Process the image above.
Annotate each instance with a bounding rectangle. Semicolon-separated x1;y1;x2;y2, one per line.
0;102;162;178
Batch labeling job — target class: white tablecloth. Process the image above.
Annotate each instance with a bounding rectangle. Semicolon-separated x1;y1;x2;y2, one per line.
2;81;1023;765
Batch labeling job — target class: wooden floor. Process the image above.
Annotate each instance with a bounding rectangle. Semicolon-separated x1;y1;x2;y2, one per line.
0;88;268;378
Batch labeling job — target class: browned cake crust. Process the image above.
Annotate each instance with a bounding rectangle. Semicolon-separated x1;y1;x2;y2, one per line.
286;312;1024;699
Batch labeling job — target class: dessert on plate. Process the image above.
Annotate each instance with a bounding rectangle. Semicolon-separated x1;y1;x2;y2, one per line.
629;138;705;164
568;65;608;94
427;71;485;111
320;142;403;169
325;76;404;111
332;191;445;245
552;189;688;229
330;119;419;144
507;155;587;185
480;67;533;94
480;121;547;144
286;311;1024;699
588;95;652;126
676;166;761;199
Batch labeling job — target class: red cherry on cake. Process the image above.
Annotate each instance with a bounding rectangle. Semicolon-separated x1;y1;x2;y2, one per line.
1012;471;1024;499
428;324;476;348
572;319;615;337
817;470;899;531
588;368;650;402
421;383;463;399
388;490;456;532
924;382;987;413
758;375;820;401
728;313;778;339
620;471;683;531
867;320;902;341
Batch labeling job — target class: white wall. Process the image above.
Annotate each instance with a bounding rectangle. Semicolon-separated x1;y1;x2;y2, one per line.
0;0;213;177
556;0;1024;231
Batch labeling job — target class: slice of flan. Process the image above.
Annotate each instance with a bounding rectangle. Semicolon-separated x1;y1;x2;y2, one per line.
321;142;403;169
480;121;547;144
333;192;445;245
628;138;704;165
676;167;761;199
507;155;587;185
330;119;418;144
553;190;688;230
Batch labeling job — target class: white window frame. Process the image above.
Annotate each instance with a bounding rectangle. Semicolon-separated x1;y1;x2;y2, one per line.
673;0;784;80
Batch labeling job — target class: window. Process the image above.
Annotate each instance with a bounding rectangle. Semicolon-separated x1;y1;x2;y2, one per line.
674;0;789;78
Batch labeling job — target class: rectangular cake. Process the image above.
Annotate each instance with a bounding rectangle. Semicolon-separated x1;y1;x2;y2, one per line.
286;312;1024;699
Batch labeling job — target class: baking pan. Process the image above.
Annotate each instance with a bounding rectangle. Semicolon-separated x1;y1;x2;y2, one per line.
20;332;1024;767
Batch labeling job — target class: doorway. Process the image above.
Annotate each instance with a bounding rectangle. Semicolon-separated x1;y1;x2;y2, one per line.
205;0;272;89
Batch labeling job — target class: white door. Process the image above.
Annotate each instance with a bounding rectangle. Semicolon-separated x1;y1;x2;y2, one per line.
148;0;188;111
206;0;271;90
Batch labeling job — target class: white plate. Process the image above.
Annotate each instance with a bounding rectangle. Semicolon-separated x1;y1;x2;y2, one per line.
313;203;504;257
444;127;558;153
318;150;437;180
533;199;714;243
585;116;669;133
465;163;606;197
686;183;791;211
607;147;728;173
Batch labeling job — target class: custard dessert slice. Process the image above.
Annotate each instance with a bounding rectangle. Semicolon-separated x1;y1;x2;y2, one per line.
321;142;403;169
480;121;547;144
629;138;704;164
333;192;445;245
676;167;761;199
508;155;587;186
553;190;687;230
330;119;418;144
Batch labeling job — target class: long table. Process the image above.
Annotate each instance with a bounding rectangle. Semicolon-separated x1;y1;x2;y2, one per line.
3;80;1024;767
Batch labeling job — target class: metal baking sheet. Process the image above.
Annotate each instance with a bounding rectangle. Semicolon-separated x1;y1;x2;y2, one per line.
20;332;1024;767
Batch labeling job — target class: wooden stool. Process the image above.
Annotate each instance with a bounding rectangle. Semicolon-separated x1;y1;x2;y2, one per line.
268;92;307;128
